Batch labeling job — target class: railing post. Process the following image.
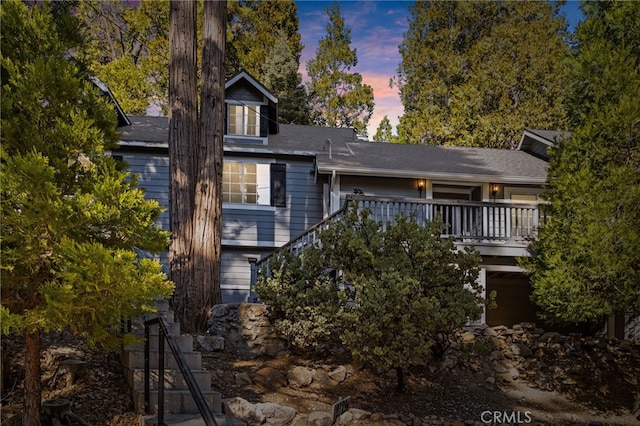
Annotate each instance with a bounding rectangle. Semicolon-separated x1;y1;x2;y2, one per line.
144;322;150;414
158;328;165;425
248;257;258;302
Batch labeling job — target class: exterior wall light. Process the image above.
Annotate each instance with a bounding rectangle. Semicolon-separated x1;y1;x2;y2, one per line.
491;184;499;200
417;179;425;198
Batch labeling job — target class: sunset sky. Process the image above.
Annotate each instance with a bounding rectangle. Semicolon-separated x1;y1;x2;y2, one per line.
295;0;585;137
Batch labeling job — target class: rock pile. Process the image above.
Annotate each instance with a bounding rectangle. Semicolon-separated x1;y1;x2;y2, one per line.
451;323;640;413
203;305;640;425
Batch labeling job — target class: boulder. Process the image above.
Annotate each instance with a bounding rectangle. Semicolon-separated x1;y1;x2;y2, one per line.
327;365;347;383
253;366;288;391
307;411;332;426
234;372;252;386
196;335;224;352
224;397;265;425
256;402;297;425
287;366;314;388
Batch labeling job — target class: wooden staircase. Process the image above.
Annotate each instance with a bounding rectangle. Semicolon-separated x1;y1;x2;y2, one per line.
122;299;243;426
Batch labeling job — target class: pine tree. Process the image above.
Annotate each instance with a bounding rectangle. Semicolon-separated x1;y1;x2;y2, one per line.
306;3;374;135
522;1;640;328
397;0;569;147
227;0;309;125
373;115;398;142
0;1;173;423
262;30;310;125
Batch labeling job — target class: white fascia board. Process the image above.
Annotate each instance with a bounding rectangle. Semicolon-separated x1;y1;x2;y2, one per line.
316;165;547;185
118;140;168;149
222;145;318;157
517;129;555;151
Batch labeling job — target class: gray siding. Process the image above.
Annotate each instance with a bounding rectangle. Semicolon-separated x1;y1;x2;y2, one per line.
227;82;264;103
341;176;418;200
122;153;171;229
122;150;323;302
222;159;323;246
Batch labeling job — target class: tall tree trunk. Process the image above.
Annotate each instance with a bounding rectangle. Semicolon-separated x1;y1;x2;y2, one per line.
23;330;41;426
190;0;226;330
168;0;198;328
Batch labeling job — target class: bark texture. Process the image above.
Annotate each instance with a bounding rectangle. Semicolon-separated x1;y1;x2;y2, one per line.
168;0;198;326
191;0;226;329
169;0;225;332
23;330;41;426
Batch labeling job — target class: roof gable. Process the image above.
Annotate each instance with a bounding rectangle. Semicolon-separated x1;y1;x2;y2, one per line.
517;128;570;161
225;70;277;104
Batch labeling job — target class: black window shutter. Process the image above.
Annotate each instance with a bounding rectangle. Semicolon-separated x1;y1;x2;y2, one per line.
260;106;268;137
224;103;228;135
270;163;286;207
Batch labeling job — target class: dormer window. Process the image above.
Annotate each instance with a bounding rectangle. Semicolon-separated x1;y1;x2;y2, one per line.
228;103;260;137
224;71;278;144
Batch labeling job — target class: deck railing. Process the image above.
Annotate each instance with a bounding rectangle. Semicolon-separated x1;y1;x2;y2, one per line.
253;196;543;292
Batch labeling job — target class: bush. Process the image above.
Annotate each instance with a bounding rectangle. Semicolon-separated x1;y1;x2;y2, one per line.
254;248;347;351
257;205;489;391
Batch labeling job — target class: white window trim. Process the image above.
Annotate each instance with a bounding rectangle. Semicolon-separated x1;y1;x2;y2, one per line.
223;158;275;208
226;101;263;138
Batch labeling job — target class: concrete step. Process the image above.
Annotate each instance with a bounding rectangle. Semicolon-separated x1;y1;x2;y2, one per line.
123;349;203;370
133;389;222;416
125;368;212;392
154;298;171;312
125;334;194;353
129;320;182;337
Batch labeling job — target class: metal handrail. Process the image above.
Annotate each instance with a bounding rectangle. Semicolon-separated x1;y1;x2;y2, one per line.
144;317;219;426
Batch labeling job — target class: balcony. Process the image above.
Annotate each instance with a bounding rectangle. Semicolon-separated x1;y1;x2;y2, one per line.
253;195;544;290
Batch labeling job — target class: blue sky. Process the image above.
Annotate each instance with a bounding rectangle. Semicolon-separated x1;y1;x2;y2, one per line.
295;0;585;136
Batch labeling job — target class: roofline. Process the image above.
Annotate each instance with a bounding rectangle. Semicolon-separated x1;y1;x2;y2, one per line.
225;70;278;104
517;128;559;151
90;76;131;127
316;165;547;185
118;140;318;157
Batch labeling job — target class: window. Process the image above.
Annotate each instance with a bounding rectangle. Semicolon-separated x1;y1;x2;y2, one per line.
223;161;272;205
228;104;260;136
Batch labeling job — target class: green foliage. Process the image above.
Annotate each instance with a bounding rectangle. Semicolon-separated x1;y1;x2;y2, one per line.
461;337;496;359
227;0;308;125
324;208;484;367
77;0;169;115
262;30;310;125
257;205;486;386
0;0;173;346
306;3;374;135
396;0;569;147
372;115;399;143
521;1;640;327
254;249;346;351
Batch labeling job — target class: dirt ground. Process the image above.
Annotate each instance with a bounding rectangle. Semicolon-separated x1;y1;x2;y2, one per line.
1;331;639;425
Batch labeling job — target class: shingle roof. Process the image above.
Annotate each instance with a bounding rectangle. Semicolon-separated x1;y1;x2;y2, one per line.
118;116;547;183
316;141;549;184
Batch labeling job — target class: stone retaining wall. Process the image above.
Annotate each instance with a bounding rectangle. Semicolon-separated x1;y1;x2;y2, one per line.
205;303;287;359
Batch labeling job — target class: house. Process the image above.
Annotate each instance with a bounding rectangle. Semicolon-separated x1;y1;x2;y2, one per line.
114;71;565;328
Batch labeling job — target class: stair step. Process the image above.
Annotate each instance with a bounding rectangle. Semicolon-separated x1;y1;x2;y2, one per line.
139;413;245;426
125;368;211;391
125;334;194;353
154;298;171;312
133;390;221;415
129;319;182;336
123;349;203;370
